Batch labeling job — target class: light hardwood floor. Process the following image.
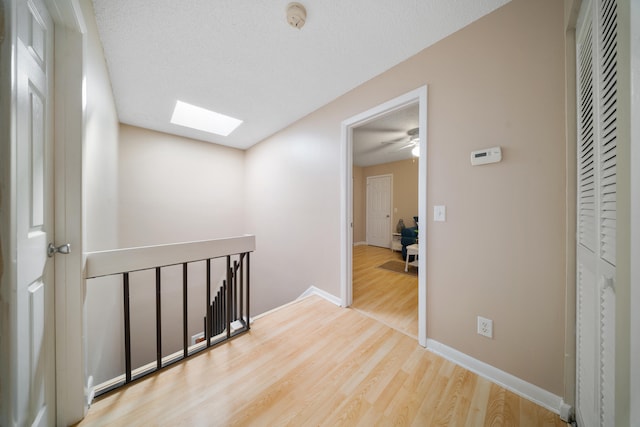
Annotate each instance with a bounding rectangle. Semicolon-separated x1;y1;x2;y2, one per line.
352;244;418;338
77;295;567;426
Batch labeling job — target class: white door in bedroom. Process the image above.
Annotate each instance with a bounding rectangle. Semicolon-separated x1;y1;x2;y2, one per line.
366;175;392;248
12;0;56;425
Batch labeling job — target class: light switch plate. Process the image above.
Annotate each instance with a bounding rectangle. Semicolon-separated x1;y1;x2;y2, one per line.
434;205;446;222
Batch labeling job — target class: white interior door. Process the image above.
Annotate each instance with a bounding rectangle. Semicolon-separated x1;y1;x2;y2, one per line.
575;0;618;425
366;175;392;248
14;0;55;425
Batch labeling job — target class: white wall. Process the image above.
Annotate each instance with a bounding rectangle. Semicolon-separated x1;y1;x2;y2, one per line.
83;2;119;253
80;0;122;387
244;121;343;315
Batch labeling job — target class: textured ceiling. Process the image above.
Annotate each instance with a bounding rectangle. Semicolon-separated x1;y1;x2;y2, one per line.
353;103;419;167
92;0;510;150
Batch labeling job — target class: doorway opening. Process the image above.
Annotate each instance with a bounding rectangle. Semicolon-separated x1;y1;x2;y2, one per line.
340;86;427;346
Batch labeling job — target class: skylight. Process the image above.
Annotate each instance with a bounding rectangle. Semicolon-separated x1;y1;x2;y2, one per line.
170;101;243;136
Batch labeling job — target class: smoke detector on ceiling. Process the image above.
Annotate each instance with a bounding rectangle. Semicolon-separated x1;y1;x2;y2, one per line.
286;3;306;29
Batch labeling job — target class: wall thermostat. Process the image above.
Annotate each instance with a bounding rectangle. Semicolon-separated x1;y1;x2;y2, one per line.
470;146;502;166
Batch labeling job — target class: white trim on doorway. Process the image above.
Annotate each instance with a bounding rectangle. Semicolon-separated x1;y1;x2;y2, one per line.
340;86;427;347
47;1;87;424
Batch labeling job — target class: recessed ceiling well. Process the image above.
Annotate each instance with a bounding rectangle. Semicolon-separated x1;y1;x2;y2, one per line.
170;101;243;136
92;0;511;150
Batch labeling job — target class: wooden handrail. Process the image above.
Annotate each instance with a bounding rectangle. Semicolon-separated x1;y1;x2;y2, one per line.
84;235;255;279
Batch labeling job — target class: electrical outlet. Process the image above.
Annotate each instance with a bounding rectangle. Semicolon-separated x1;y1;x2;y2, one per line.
477;316;493;338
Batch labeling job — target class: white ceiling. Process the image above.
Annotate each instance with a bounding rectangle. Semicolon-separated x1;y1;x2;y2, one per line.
92;0;509;150
353;103;419;167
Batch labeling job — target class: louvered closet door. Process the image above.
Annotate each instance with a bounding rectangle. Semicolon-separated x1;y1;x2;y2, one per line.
575;0;618;425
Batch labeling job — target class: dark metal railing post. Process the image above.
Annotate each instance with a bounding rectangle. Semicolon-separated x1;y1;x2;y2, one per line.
215;288;219;335
246;252;250;330
239;254;244;324
206;259;211;347
183;263;188;358
96;244;253;398
226;256;231;338
155;267;162;370
217;285;223;335
232;260;238;320
123;272;132;383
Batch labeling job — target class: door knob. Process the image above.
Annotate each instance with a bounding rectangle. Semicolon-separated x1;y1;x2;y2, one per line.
48;243;71;257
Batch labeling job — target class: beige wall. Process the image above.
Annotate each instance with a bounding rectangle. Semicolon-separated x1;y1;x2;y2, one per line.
116;124;246;369
353;159;419;244
353;166;365;242
628;0;639;421
117;124;245;247
616;0;632;422
86;121;246;383
246;0;568;396
368;159;418;235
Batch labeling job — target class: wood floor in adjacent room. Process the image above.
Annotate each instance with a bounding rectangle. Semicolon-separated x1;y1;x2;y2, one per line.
352;244;418;338
77;295;567;426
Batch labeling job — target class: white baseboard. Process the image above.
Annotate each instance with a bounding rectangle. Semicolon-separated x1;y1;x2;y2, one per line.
354;241;367;246
298;286;342;306
559;402;572;422
426;339;568;416
253;287;340;321
85;375;95;407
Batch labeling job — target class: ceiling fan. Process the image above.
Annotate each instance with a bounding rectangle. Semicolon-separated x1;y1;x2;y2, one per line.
380;127;420;153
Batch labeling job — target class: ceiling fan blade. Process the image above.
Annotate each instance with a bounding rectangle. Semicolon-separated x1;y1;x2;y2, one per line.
358;143;390;154
396;140;418;151
407;127;419;138
355;127;406;134
380;136;406;145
